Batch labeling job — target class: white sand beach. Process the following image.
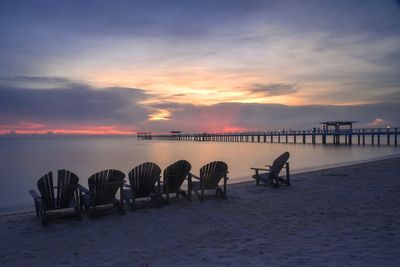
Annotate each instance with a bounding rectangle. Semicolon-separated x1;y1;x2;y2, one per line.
1;157;399;266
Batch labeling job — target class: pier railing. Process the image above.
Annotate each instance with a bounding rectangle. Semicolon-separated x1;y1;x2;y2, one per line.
137;127;399;146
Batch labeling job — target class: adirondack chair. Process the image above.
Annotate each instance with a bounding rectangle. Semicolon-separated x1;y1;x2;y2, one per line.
124;162;162;211
162;160;192;204
29;170;81;226
191;161;229;201
251;152;291;187
79;169;125;217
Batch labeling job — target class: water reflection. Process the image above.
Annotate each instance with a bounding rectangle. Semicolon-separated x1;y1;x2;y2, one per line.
0;137;399;213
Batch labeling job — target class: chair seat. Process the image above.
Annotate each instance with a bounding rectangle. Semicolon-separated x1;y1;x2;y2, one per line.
191;181;221;190
161;184;182;194
123;188;158;200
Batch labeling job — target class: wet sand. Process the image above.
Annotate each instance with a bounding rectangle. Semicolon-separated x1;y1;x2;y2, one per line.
1;157;399;266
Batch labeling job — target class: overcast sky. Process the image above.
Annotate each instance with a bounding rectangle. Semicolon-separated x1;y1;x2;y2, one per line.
1;0;399;134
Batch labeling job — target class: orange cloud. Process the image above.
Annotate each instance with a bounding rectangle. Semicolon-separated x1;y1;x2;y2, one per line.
148;109;171;121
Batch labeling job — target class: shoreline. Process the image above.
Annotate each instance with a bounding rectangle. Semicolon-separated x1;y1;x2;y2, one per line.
2;153;400;217
289;152;400;175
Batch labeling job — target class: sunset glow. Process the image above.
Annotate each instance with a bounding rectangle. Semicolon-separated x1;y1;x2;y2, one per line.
0;125;136;135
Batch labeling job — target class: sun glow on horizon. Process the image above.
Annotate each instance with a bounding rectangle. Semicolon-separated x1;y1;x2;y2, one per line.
0;125;137;135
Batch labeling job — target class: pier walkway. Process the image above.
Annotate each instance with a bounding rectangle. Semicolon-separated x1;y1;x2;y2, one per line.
137;127;399;146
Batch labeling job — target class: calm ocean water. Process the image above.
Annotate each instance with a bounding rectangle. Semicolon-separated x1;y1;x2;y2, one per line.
1;137;399;213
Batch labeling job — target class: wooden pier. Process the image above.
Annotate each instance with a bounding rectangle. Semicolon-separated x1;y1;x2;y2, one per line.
137;127;399;146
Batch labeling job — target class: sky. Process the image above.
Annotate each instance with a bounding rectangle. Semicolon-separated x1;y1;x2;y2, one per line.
0;0;400;134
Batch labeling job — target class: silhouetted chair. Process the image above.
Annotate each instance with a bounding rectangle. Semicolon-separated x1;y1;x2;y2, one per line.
124;162;162;211
29;170;81;226
251;152;291;187
79;169;125;217
161;160;192;204
191;161;229;201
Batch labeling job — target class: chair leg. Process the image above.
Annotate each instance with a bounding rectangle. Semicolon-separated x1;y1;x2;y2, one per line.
223;177;227;199
255;170;260;186
216;188;227;199
40;210;48;227
34;200;39;218
187;173;193;201
91;206;98;218
74;193;82;221
156;192;163;208
194;190;201;201
286;162;291;185
130;199;136;212
119;201;125;215
165;193;170;205
75;206;82;221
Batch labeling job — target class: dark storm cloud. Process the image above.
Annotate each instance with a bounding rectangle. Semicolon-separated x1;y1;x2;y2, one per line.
0;77;150;127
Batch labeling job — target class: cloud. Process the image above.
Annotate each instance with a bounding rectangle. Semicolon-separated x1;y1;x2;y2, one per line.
367;118;392;127
0;77;151;133
249;83;298;96
0;0;399;108
145;101;400;132
1;76;400;134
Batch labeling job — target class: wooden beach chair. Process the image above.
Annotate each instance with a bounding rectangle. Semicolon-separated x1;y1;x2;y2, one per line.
124;162;162;211
29;170;81;226
79;169;125;217
251;152;291;187
191;161;229;201
161;160;192;204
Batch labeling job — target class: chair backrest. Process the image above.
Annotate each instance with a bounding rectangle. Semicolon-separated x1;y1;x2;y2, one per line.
37;170;79;210
129;162;161;198
269;152;290;179
200;161;228;189
88;169;125;205
163;160;191;193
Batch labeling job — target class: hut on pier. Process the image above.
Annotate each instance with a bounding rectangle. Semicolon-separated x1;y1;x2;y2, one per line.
320;121;356;132
320;121;356;144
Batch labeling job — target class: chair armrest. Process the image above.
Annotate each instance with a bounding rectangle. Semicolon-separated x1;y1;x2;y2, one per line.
78;185;91;195
29;189;40;199
191;174;201;180
251;167;270;171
